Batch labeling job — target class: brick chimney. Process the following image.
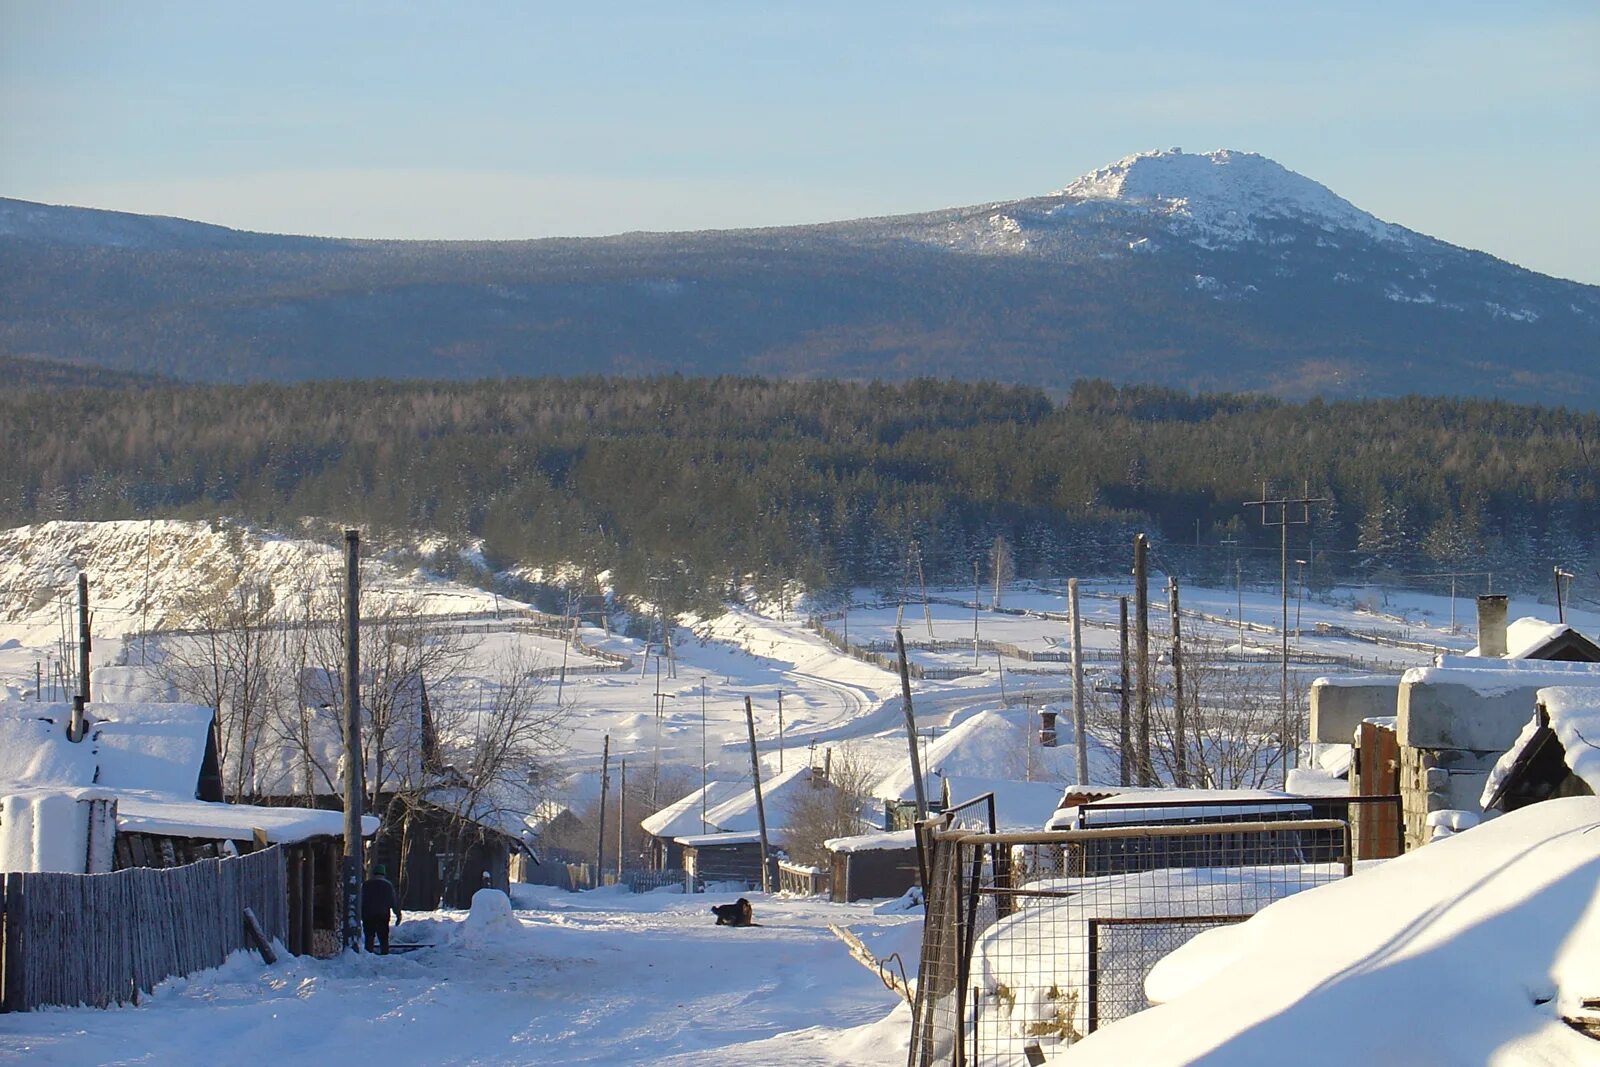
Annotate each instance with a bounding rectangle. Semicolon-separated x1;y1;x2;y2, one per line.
1039;709;1058;748
1477;595;1509;658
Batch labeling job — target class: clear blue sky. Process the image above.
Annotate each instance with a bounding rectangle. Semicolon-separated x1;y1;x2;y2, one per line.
4;1;1597;282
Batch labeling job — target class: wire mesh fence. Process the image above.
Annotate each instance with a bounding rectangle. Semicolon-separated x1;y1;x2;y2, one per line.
910;817;1350;1066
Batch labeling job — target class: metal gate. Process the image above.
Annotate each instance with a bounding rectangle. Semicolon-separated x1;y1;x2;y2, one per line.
909;816;1350;1066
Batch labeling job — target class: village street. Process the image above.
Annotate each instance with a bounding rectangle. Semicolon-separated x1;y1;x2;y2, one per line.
0;886;917;1067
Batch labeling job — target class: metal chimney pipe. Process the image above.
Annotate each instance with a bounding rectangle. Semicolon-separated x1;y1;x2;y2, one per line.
1477;595;1509;658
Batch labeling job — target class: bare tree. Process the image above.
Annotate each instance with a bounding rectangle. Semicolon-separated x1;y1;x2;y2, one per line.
155;566;282;800
400;645;569;901
781;746;875;868
990;535;1015;607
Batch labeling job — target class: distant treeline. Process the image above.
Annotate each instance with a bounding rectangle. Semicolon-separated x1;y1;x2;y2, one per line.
3;376;1597;607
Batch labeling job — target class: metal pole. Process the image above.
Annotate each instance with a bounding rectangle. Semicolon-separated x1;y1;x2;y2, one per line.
617;758;626;882
1069;579;1088;785
896;630;929;819
742;697;771;893
777;690;784;773
341;529;364;953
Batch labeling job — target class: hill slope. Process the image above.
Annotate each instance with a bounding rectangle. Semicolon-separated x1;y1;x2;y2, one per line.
3;149;1596;403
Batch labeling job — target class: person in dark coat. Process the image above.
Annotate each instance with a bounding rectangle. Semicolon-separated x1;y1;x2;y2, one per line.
362;863;403;954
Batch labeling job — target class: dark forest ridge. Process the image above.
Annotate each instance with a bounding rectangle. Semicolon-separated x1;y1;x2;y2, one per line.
3;149;1597;406
3;376;1595;604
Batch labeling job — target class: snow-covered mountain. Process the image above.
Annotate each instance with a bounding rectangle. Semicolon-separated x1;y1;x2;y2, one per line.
3;149;1597;404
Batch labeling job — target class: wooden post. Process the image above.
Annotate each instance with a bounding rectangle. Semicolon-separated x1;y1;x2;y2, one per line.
341;529;363;952
78;572;91;706
743;697;772;893
1069;579;1088;785
1170;576;1187;787
1134;534;1152;786
597;734;610;886
896;630;928;819
1119;596;1131;787
617;758;626;882
973;559;981;666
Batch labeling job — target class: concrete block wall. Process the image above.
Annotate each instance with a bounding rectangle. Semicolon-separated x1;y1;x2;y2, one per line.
1398;745;1500;850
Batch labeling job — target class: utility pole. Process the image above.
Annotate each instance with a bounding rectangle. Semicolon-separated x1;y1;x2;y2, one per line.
896;630;928;819
77;572;91;706
701;679;709;834
742;697;771;893
1169;576;1187;788
1118;597;1131;787
1555;566;1574;624
973;559;981;667
1243;484;1326;788
597;734;610;886
652;656;662;807
1134;534;1152;786
776;690;784;773
916;544;934;639
617;758;626;882
341;529;364;953
1294;559;1307;638
1069;579;1088;785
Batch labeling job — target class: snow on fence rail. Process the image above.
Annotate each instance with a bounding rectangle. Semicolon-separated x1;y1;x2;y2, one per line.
0;846;287;1012
909;816;1351;1066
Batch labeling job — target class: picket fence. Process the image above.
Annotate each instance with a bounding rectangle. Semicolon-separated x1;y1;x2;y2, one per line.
0;846;287;1012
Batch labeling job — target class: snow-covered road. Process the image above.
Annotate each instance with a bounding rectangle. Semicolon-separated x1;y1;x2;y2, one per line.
0;886;917;1067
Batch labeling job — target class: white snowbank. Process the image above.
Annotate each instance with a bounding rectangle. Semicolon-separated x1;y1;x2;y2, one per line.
826;829;916;854
1065;797;1600;1065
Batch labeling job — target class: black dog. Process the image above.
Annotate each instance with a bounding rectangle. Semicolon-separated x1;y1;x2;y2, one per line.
711;898;754;927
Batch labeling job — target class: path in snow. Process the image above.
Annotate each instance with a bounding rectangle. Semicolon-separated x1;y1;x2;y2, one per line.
0;886;917;1067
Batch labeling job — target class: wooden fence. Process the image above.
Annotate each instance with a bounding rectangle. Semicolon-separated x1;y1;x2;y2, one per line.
0;846;287;1012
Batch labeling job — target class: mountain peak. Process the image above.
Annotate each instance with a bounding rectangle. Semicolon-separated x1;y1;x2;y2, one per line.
1054;148;1406;247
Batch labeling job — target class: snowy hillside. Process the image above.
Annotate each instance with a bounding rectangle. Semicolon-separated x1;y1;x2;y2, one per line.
0;519;500;639
6;149;1598;402
1053;148;1408;249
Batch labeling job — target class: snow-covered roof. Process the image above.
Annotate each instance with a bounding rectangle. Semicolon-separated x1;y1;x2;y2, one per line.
1482;686;1600;809
1283;767;1349;797
640;780;747;839
700;764;817;836
1465;617;1597;660
0;701;370;872
117;795;377;844
942;775;1069;831
874;709;1118;802
0;701;212;795
824;829;916;854
1064;797;1600;1065
1047;788;1308;830
673;830;764;848
1401;660;1600;697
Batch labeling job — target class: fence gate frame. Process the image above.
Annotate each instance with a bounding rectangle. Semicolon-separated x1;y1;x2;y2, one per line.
910;817;1352;1067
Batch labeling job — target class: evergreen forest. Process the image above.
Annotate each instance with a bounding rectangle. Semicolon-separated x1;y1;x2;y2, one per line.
4;376;1597;607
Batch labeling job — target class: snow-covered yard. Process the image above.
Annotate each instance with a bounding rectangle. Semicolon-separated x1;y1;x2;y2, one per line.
0;886;917;1067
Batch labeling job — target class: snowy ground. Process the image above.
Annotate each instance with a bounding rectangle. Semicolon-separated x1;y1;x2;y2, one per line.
4;519;1593;806
0;886;917;1067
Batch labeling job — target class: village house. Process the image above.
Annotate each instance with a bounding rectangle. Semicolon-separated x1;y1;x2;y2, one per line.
1309;595;1600;849
0;698;374;957
1481;685;1600;812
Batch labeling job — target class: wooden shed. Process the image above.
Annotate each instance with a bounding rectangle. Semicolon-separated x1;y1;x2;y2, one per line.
676;831;770;889
825;829;919;903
